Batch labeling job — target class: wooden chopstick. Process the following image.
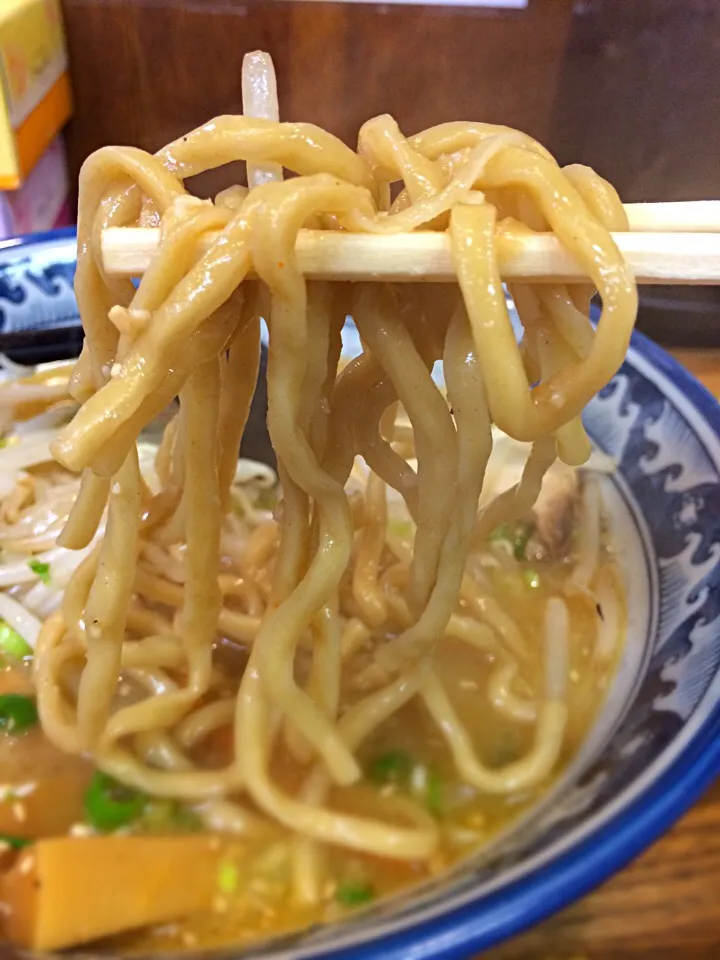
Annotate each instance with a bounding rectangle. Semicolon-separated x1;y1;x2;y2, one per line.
101;225;720;284
623;201;720;233
100;198;720;284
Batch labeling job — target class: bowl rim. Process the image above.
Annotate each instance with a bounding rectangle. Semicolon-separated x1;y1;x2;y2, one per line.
1;230;719;959
0;225;79;254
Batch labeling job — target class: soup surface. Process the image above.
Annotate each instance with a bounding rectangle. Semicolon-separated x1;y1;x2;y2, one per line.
0;372;624;952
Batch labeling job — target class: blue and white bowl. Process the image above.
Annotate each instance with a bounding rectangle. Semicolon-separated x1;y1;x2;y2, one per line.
0;228;79;336
2;229;719;960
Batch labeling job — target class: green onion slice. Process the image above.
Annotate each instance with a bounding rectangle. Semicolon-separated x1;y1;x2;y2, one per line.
335;881;375;907
84;771;148;832
27;559;51;584
0;621;33;660
0;694;38;734
368;750;413;784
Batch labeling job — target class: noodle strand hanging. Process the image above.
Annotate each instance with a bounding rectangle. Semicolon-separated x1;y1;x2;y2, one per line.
0;49;635;952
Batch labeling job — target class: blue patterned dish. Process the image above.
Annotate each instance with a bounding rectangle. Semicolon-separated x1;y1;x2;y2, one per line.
0;228;79;336
2;230;720;960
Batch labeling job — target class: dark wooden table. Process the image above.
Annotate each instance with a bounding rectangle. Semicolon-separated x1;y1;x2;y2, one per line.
481;349;720;960
482;780;720;959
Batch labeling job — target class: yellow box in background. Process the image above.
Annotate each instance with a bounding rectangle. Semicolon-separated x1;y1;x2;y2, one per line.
0;0;71;190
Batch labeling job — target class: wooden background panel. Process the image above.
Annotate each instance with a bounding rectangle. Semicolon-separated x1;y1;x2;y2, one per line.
59;0;572;199
549;0;720;202
59;0;720;206
281;2;572;141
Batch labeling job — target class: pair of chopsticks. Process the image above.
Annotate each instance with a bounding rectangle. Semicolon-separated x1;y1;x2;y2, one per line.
99;201;720;284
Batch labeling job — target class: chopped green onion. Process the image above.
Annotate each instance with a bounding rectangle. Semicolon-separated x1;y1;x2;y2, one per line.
141;798;201;833
426;768;443;817
0;833;30;849
523;568;541;590
489;522;534;561
335;880;375;907
489;523;512;542
0;438;8;449
84;771;147;832
512;523;534;561
0;621;32;660
0;694;38;734
217;860;240;895
27;559;51;585
368;750;413;785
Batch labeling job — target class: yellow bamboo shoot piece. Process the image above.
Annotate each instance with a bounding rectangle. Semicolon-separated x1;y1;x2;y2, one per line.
0;834;237;950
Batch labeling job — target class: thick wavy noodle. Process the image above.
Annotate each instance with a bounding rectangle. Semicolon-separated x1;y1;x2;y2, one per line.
4;50;636;949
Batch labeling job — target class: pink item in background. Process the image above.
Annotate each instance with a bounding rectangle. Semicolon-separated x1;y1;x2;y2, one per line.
0;135;71;239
